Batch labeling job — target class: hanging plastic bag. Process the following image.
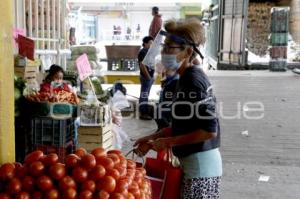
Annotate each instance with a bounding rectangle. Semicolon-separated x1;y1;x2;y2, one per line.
111;107;122;126
112;124;130;149
111;90;130;110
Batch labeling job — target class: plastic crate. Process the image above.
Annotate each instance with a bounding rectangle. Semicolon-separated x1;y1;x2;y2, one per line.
271;20;289;33
108;59;122;71
271;8;289;33
269;60;287;72
270;33;288;46
31;117;75;146
33;140;75;162
123;59;139;71
270;46;287;59
25;100;78;118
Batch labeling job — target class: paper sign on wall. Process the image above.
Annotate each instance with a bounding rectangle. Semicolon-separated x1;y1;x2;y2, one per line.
13;28;25;48
76;54;92;81
18;35;35;60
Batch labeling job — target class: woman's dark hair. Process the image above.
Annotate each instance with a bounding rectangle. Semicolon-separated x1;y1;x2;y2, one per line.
142;36;154;47
45;64;64;82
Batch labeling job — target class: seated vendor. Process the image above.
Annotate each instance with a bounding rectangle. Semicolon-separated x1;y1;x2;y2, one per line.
40;64;71;93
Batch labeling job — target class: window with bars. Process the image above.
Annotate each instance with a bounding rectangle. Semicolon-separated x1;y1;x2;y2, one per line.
21;0;70;70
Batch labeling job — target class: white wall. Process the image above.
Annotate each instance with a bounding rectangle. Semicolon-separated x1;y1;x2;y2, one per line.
97;9;181;42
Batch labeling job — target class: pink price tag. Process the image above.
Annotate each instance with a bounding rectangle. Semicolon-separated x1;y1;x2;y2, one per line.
76;54;92;81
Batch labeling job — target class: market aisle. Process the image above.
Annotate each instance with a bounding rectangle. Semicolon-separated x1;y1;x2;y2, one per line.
122;71;300;199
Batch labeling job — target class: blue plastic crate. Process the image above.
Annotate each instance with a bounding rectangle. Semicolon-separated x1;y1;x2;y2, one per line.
269;60;287;72
271;7;289;33
31;117;75;146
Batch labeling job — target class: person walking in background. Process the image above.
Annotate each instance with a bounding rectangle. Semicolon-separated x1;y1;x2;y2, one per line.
135;24;141;40
138;36;154;120
69;27;76;45
126;27;132;40
137;24;141;33
113;25;117;40
149;6;162;39
116;26;122;40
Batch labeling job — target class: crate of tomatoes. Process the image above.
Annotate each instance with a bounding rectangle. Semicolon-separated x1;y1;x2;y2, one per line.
0;147;152;199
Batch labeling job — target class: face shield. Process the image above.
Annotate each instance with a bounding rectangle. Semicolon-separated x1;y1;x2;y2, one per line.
142;30;204;71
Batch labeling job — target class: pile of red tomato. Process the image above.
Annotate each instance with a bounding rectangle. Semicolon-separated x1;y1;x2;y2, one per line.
0;148;152;199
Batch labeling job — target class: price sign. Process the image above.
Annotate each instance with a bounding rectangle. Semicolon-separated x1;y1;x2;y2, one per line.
76;53;92;81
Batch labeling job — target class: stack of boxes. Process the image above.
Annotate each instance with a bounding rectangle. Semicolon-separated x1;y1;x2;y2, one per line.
247;2;275;57
269;7;289;71
14;56;40;81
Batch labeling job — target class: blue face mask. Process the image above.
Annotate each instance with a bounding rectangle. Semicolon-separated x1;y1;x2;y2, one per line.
51;81;63;88
161;54;182;70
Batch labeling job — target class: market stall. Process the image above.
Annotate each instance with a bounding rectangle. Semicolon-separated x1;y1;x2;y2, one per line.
0;149;153;199
8;33;161;198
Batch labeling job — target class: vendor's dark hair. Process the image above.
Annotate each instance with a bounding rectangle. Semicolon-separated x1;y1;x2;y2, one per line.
142;36;154;47
45;64;64;82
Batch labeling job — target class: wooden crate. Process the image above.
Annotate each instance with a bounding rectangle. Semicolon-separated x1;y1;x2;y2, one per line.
14;56;40;79
79;104;111;127
78;141;113;152
14;66;39;79
77;125;113;152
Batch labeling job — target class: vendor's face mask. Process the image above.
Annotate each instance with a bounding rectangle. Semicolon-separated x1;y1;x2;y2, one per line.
51;80;63;88
161;54;184;70
51;72;64;88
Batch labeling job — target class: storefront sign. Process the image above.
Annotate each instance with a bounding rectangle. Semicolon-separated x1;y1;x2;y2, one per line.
76;53;92;81
18;35;35;60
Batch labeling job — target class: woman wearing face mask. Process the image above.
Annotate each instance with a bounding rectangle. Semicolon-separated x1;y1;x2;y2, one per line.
134;18;222;199
40;64;71;93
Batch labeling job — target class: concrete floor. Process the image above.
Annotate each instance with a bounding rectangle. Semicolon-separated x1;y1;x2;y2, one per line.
120;70;300;199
